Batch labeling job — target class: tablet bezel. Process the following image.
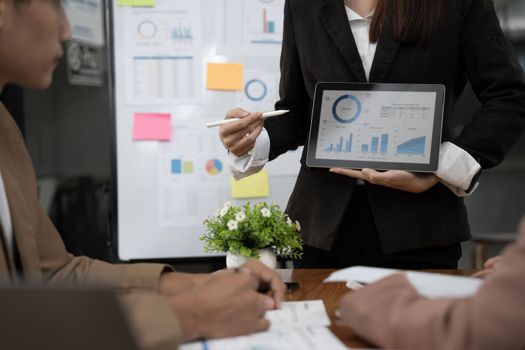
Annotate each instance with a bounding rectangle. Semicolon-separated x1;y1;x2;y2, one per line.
306;82;445;172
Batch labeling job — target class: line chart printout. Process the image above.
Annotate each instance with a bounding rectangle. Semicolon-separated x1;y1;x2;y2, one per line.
315;90;438;165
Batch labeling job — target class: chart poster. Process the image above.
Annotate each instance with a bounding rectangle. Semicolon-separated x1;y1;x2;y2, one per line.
158;121;230;227
315;90;437;165
124;0;202;105
236;69;280;112
63;0;105;46
217;0;285;56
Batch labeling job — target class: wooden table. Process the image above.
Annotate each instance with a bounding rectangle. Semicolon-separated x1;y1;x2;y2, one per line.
281;269;477;348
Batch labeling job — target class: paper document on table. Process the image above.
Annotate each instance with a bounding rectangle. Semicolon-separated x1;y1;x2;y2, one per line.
180;326;347;350
266;300;330;331
325;266;483;299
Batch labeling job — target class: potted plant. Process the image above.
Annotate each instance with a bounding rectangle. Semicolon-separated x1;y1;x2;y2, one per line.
201;201;303;268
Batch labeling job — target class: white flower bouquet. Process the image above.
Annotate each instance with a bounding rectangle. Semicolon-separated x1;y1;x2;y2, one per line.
201;201;303;259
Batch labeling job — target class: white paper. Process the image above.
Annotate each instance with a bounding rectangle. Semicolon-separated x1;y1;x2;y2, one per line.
216;0;285;57
325;266;483;299
180;326;347;350
124;0;202;105
236;69;280;113
266;300;331;331
158;121;230;228
63;0;105;46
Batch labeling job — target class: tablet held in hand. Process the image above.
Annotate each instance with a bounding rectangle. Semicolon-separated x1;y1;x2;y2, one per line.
306;82;445;172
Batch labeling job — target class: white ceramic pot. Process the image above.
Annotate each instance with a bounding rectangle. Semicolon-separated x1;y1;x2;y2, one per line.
226;248;277;269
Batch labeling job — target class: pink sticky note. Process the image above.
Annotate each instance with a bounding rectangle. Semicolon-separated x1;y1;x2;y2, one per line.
133;113;172;141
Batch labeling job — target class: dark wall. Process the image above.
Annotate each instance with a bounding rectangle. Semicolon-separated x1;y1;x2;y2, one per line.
0;84;25;136
24;57;111;179
23;51;113;261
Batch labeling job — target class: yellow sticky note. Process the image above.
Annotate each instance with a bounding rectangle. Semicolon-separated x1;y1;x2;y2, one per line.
230;170;270;199
207;63;244;91
117;0;155;7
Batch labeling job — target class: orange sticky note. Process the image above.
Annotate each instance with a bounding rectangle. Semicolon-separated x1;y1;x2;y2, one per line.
207;63;244;91
133;113;172;141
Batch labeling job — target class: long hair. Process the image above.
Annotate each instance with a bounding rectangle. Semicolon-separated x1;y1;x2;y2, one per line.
370;0;446;47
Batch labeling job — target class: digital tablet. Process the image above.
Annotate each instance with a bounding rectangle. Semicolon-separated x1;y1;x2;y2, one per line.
306;82;445;172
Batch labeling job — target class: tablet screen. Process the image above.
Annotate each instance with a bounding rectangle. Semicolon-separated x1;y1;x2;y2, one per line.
307;83;445;172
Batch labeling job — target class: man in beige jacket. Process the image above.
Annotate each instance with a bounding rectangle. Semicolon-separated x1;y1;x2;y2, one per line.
0;1;285;349
339;217;525;349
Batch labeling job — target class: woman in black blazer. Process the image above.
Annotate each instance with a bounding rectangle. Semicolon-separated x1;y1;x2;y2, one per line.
220;0;525;269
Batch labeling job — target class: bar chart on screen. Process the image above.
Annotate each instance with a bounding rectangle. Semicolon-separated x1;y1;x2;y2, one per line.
316;90;435;164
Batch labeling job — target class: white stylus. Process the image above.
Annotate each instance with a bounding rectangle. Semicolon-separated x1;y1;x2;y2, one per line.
205;110;290;128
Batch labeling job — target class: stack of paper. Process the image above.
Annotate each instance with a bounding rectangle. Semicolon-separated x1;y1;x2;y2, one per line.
324;266;483;299
180;300;347;350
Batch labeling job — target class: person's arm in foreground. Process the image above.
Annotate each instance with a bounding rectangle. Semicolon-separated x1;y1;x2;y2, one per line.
120;261;284;350
339;218;525;350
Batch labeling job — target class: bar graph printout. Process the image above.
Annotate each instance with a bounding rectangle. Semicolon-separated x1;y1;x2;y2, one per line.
315;90;437;165
216;0;285;56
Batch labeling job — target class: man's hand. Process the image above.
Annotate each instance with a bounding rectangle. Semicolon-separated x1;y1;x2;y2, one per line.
167;269;274;341
238;260;286;308
219;108;264;157
329;168;440;193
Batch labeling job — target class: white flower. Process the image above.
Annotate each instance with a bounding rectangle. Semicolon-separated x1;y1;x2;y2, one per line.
286;217;293;226
261;207;271;218
219;206;229;217
227;220;238;231
295;220;301;231
215;209;221;217
235;211;246;222
223;201;232;209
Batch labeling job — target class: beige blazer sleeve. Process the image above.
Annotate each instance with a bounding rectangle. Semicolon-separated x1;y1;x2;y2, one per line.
119;292;182;350
341;228;525;350
1;104;182;348
35;201;169;291
0;103;169;290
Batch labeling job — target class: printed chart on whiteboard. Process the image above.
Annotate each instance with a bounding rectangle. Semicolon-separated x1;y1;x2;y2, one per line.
217;0;285;56
237;69;280;112
124;0;202;105
158;121;230;228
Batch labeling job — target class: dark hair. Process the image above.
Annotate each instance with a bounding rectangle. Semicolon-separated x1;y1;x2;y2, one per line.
370;0;446;47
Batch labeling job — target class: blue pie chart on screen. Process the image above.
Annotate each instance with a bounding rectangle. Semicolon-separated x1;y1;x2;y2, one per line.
332;95;362;124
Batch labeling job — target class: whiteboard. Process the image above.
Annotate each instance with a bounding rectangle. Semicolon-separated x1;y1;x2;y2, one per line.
110;0;301;260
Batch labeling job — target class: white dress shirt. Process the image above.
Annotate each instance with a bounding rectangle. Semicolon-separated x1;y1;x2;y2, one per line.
0;171;14;261
230;6;481;197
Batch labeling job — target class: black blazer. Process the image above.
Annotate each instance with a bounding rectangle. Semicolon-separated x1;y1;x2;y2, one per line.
265;0;525;253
